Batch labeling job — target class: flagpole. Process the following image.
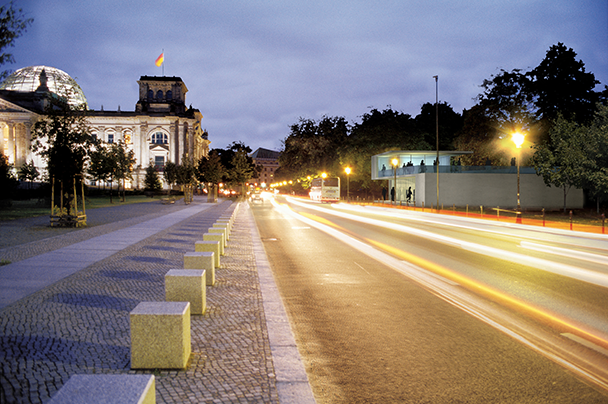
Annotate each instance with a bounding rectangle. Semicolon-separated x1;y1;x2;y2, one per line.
162;48;164;76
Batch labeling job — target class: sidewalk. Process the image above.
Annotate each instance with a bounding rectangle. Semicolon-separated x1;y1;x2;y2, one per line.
0;197;315;404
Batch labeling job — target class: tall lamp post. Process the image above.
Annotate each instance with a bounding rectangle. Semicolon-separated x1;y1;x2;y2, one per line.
511;132;525;223
433;75;439;211
344;166;351;202
391;158;398;205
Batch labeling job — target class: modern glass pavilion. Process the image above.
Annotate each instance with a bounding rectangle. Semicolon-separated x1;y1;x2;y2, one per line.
371;150;582;210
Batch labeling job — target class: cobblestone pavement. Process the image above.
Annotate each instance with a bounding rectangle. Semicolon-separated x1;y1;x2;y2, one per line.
0;197;312;403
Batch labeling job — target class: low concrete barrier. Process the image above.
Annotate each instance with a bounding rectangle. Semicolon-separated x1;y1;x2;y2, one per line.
130;302;191;370
203;233;224;255
195;240;221;267
165;269;206;315
183;252;215;286
212;223;230;240
47;374;156;404
208;227;227;246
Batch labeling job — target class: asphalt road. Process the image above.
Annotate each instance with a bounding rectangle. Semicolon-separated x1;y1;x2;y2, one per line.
251;196;608;403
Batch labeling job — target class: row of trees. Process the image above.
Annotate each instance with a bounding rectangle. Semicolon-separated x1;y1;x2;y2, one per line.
144;141;260;202
276;43;608;204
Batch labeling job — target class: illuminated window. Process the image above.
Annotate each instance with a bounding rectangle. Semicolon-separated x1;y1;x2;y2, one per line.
151;132;168;144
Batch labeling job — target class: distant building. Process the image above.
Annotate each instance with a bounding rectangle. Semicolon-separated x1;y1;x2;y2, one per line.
372;150;583;210
250;147;280;187
0;66;210;189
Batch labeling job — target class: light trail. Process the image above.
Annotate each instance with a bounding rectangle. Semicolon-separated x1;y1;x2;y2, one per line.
269;197;608;389
286;197;608;289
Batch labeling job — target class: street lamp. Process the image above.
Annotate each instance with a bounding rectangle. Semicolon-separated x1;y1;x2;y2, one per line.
511;132;525;223
433;75;439;211
391;158;398;205
344;166;351;202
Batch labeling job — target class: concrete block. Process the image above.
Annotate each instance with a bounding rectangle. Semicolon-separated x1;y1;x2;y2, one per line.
208;227;227;246
47;374;156;404
203;232;225;255
130;302;191;370
212;223;230;240
165;269;206;315
216;219;232;233
195;240;221;267
183;252;215;285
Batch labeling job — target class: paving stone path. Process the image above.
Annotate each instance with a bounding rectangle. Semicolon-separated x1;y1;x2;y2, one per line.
0;197;314;404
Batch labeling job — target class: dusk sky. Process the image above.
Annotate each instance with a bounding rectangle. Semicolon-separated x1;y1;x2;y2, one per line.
8;0;608;151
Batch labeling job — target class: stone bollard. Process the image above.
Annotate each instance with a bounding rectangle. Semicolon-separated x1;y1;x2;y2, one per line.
203;232;225;255
195;240;221;267
183;252;215;286
212;223;230;240
165;269;206;315
208;227;227;246
130;302;191;370
47;374;156;404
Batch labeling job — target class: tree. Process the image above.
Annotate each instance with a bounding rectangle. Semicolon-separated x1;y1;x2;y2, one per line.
197;150;224;202
17;160;39;189
580;104;608;212
163;161;178;195
228;150;256;197
414;102;464;150
31;93;96;215
0;2;33;80
528;42;600;127
345;108;429;196
144;163;162;193
110;140;136;202
88;146;112;189
279;116;349;181
531;115;587;212
0;151;17;201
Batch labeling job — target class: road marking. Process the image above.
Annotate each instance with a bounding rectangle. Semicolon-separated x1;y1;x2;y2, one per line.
562;333;608;356
403;261;460;286
354;261;371;275
292;226;311;229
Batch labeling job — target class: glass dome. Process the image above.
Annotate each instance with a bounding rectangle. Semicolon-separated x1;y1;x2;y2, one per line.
0;65;88;108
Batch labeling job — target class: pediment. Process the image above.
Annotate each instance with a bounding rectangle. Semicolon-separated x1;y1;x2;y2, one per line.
150;143;169;152
0;98;36;114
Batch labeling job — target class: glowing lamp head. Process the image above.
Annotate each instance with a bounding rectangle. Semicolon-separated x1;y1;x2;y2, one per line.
391;158;398;167
345;167;351;175
512;132;525;148
321;172;327;178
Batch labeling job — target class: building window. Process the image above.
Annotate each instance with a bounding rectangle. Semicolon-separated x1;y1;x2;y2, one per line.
107;133;114;143
148;89;153;100
151;132;168;144
156;90;163;100
166;90;172;100
155;156;165;168
124;131;132;144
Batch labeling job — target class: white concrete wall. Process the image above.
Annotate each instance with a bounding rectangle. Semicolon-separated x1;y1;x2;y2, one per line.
417;172;583;210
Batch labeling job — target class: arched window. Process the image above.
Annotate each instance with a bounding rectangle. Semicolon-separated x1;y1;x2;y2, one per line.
123;131;132;144
166;90;172;100
148;89;153;100
156;90;163;100
107;132;114;143
151;132;168;144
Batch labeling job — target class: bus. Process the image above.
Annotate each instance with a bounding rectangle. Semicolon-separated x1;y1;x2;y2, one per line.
309;177;340;202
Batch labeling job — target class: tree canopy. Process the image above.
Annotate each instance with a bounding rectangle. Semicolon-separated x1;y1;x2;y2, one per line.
0;1;33;80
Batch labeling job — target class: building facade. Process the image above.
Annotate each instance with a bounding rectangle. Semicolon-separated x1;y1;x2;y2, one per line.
372;150;584;210
0;66;210;189
250;147;280;187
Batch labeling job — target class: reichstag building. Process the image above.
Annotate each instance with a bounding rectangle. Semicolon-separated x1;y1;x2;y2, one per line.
0;65;210;188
